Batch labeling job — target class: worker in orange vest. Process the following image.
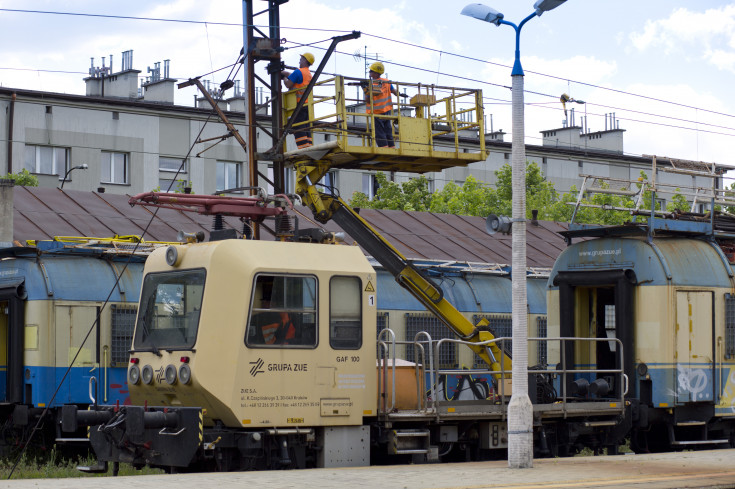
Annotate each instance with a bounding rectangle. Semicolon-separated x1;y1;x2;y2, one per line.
281;52;315;149
364;61;399;148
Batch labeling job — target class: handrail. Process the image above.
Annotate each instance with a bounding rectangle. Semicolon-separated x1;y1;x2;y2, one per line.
423;336;627;419
377;327;396;413
413;331;434;412
282;75;486;159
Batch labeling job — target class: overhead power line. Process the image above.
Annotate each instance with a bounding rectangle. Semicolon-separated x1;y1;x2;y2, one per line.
3;7;735;140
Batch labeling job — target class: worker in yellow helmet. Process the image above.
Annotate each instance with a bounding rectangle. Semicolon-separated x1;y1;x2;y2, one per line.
364;61;399;148
281;52;315;149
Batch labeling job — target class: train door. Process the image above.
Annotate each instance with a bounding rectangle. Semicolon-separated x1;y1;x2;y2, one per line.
0;301;7;401
556;270;636;398
55;305;98;404
675;291;714;403
0;282;24;404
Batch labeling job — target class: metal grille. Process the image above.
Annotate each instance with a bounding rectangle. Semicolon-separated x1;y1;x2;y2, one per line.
472;314;512;367
405;313;456;368
111;304;137;365
377;312;389;338
536;316;548;366
726;295;735;359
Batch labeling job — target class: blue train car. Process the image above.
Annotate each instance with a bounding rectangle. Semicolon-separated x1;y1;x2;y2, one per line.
374;261;548;400
0;239;154;449
548;218;735;452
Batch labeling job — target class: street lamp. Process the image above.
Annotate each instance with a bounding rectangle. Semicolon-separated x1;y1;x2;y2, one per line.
462;0;567;470
59;164;89;189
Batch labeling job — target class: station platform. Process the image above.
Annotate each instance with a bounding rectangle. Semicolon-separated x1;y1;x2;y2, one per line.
2;449;735;489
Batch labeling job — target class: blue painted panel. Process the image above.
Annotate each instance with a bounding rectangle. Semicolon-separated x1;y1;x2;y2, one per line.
376;269;517;313
549;237;732;289
0;255;145;302
376;269;545;314
26;366;128;407
527;278;547;315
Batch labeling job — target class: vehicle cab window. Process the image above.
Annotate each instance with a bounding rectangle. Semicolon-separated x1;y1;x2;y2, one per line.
246;274;317;348
134;268;205;351
329;276;362;349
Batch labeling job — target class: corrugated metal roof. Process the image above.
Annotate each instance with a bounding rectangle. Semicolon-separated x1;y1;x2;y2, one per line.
10;187;572;268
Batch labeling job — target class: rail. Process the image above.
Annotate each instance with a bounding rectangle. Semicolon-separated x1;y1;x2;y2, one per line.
282;75;487;172
377;335;628;419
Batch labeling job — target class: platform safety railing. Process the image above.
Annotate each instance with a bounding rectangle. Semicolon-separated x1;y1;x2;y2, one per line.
377;335;628;419
282;76;486;161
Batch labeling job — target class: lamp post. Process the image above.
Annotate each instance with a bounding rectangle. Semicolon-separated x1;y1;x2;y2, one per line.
462;0;567;469
59;164;89;189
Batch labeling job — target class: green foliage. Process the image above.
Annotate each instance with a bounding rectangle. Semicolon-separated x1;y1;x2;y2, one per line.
349;173;432;211
152;179;192;194
0;169;38;186
0;449;163;479
667;189;690;212
348;165;686;226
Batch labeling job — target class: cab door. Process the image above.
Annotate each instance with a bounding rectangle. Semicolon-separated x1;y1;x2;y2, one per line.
675;291;714;403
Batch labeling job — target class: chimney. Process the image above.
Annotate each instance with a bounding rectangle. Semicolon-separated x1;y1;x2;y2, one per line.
141;59;177;104
0;179;14;246
85;50;141;99
531;209;539;226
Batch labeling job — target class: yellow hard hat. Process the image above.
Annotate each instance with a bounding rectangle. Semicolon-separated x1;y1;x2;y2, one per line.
369;61;385;75
300;52;315;65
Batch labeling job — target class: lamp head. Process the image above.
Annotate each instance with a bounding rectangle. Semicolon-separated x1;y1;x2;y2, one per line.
461;3;504;26
76;164;89;170
533;0;567;15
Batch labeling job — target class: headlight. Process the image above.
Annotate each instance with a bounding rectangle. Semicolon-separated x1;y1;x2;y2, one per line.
179;364;192;385
128;365;141;385
165;245;184;267
142;365;154;385
165;364;177;385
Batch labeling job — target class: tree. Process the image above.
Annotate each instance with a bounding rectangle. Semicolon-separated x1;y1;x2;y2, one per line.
666;189;689;213
0;169;38;186
349;173;431;211
346;163;666;226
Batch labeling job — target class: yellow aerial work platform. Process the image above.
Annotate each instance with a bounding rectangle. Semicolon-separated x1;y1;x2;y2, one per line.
282;76;487;173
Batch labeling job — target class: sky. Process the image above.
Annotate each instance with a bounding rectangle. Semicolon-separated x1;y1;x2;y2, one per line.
1;0;735;182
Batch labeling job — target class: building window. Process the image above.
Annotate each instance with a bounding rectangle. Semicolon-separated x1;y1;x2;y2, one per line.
159;177;188;192
362;173;379;199
160;157;185;173
24;145;69;176
101;151;129;184
320;171;337;191
216;161;241;192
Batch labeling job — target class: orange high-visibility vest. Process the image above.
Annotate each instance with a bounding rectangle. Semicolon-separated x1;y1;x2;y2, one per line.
366;78;393;114
261;312;295;345
294;67;312;103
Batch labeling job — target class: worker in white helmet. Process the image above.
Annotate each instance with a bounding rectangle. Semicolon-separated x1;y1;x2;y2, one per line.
281;52;315;149
364;61;399;148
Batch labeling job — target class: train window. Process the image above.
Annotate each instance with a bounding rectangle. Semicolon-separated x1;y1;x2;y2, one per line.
134;269;205;351
246;274;317;348
329;276;362;349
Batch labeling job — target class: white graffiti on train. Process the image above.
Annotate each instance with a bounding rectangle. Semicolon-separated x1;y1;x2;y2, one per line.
677;366;710;401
